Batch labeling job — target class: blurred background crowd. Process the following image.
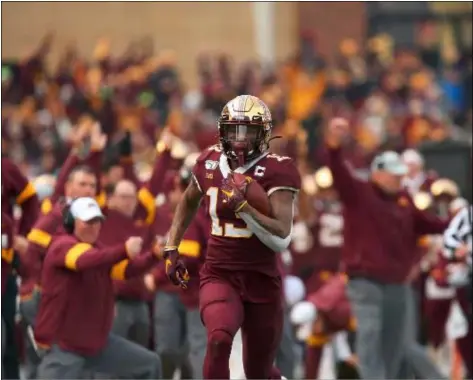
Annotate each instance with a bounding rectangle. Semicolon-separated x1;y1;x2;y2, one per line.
1;2;472;380
2;2;472;189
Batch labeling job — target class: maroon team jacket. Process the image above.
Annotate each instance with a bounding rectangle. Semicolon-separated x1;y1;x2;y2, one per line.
22;147;173;300
325;145;449;284
34;234;159;356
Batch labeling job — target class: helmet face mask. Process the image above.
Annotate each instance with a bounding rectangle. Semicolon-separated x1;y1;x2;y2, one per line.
219;123;267;164
218;95;272;166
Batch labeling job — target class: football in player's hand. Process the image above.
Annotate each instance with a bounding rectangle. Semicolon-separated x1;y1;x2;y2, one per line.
232;172;272;216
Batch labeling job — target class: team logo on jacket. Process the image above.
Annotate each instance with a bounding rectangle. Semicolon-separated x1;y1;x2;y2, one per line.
205;160;219;170
398;197;409;207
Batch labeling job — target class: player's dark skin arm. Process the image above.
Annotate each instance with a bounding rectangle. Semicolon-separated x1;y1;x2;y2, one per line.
166;178;203;247
240;190;295;238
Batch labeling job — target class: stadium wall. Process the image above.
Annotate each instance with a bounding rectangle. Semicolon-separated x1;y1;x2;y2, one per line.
1;2;298;88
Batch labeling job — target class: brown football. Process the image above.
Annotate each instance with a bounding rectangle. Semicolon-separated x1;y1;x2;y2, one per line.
232;172;272;216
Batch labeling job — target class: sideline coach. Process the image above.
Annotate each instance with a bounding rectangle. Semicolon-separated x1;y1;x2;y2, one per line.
34;197;162;379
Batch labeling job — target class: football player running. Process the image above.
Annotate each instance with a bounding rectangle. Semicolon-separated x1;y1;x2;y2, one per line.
164;95;301;379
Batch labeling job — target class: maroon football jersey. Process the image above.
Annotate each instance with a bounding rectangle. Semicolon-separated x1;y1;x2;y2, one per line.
291;200;343;289
192;145;301;277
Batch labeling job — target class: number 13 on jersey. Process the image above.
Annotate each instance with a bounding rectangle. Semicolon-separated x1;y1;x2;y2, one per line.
206;187;253;238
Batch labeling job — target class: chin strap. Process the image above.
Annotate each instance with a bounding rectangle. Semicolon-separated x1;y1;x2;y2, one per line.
263;135;282;151
268;135;283;143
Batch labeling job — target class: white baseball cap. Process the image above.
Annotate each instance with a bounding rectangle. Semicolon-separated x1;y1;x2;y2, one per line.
401;149;424;166
70;197;104;222
371;151;408;176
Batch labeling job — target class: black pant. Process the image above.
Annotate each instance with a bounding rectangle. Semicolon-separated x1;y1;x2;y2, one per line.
1;274;20;380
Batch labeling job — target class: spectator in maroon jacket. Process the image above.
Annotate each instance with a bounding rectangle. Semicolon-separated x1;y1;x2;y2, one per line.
324;117;449;379
34;197;162;379
147;168;208;379
105;179;157;348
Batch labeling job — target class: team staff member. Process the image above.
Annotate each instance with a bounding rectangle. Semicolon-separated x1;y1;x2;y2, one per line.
21;125;108;306
21;128;171;306
324;118;449;379
34;197;162;379
401;149;437;196
103;132;184;348
39;122;108;215
104;179;157;348
1;213;15;298
19;122;105;380
147;168;208;379
21;166;100;301
2;212;15;377
1;156;39;379
18;163;102;380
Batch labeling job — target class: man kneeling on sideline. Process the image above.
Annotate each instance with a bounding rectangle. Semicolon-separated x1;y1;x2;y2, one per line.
34;197;162;379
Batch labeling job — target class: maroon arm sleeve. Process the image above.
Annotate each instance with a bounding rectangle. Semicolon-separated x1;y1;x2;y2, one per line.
412;206;450;236
135;149;173;224
84;149;104;197
18;195;40;237
5;159;40;236
120;156;141;188
21;241;46;282
325;147;363;205
24;208;64;281
124;252;160;278
150;261;167;285
84;149;107;208
50;152;80;203
143;149;173;197
54;241;127;271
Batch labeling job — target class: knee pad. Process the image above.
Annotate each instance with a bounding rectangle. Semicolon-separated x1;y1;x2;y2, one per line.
207;329;233;358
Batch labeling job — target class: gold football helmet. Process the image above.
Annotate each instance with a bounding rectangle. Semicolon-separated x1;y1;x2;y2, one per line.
218;95;272;165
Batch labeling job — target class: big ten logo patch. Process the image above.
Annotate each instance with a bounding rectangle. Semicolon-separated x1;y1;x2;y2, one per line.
254;165;266;177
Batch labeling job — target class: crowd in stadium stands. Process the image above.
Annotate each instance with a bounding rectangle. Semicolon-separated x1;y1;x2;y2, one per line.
1;31;472;179
1;30;472;380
